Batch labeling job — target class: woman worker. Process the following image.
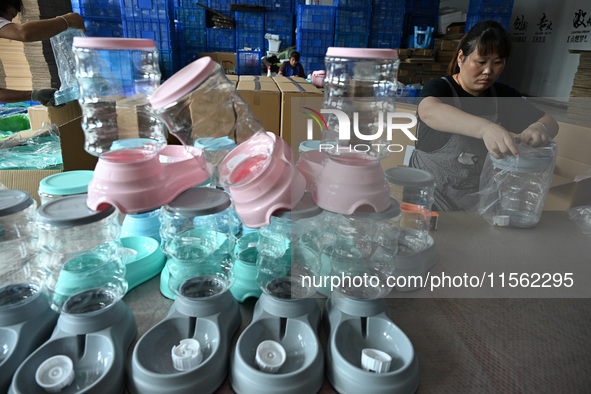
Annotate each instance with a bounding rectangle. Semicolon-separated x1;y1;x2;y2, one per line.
409;20;558;211
0;0;85;107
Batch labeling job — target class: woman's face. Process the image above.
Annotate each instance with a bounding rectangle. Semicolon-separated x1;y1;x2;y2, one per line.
457;49;506;96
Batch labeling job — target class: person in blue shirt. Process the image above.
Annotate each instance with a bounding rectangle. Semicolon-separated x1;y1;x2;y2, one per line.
278;51;306;78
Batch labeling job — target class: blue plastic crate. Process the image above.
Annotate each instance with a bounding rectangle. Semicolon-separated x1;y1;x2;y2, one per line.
71;0;121;18
368;32;402;48
296;30;333;56
299;53;325;73
265;12;293;33
468;0;514;14
335;8;371;34
176;22;207;48
123;18;176;50
395;87;421;104
235;0;265;5
266;0;293;13
207;27;236;51
236;29;265;51
208;0;232;17
120;0;174;20
334;32;369;48
178;0;207;7
333;0;367;7
176;7;206;30
234;11;265;31
179;45;207;67
465;12;511;32
404;0;440;17
159;49;177;79
370;13;404;35
265;31;292;51
83;16;124;37
296;4;336;32
237;49;262;75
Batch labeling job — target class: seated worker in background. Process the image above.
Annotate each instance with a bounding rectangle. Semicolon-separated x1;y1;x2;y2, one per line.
0;0;85;107
409;20;558;211
278;51;306;77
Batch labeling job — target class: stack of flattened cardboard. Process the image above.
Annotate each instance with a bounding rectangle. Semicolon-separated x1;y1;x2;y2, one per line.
397;49;446;86
0;13;33;91
567;51;591;127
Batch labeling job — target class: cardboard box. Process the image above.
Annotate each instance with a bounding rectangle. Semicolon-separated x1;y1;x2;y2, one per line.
0;117;97;204
198;52;237;74
27;101;82;131
272;76;308;84
438;10;465;35
446;22;465;36
433;38;460;52
544;121;591;210
275;80;323;159
237;80;281;135
239;76;274;83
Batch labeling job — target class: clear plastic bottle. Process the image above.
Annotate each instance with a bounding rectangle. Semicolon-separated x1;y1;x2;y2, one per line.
35;195;127;312
149;56;267;185
51;28;85;105
385;167;435;235
159;187;237;297
256;193;324;299
320;199;401;298
484;141;557;228
0;190;41;304
72;37;165;161
322;47;400;161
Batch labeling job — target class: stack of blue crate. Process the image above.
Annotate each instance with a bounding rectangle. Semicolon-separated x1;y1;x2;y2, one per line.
175;0;207;67
70;0;124;37
333;0;371;48
206;0;235;52
234;10;265;51
403;0;440;48
465;0;514;32
265;12;294;54
266;0;294;14
120;0;177;79
369;0;405;48
296;4;335;73
237;48;262;75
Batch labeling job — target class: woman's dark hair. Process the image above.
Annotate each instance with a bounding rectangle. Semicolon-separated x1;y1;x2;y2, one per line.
1;0;24;14
290;51;300;62
447;20;512;74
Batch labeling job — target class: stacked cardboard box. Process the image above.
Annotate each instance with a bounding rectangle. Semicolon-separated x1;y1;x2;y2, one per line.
236;76;281;136
567;51;591;127
397;49;446;86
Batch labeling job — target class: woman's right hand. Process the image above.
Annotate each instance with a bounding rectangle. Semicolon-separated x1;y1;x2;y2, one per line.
62;12;86;31
480;122;519;159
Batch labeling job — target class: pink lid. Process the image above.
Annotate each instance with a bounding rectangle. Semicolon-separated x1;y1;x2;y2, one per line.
150;57;218;109
73;37;157;50
325;47;399;60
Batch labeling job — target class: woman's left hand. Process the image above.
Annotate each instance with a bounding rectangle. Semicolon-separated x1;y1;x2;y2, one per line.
520;122;550;147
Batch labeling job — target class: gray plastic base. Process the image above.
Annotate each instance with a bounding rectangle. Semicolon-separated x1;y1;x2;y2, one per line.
0;290;59;393
230;293;324;394
129;289;241;394
9;296;137;393
324;297;419;394
395;229;437;292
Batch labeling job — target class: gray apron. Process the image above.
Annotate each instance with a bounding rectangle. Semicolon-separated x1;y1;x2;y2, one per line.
410;78;499;211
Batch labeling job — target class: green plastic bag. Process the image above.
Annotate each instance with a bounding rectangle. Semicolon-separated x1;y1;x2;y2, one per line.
0;114;30;133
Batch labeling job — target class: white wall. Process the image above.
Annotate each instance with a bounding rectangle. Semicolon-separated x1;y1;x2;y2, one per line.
440;0;587;100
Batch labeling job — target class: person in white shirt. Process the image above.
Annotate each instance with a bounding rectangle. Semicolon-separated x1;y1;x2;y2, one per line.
0;0;85;107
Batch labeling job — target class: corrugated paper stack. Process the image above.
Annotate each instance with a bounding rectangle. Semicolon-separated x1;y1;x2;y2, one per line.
0;0;73;93
567;51;591;127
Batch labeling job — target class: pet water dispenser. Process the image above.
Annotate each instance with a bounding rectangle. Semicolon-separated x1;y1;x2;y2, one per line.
385;167;438;292
72;37;210;214
10;195;136;393
0;190;58;393
130;187;241;394
230;192;324;394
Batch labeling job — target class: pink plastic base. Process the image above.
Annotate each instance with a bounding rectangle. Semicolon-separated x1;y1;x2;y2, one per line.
297;151;391;215
87;145;210;214
226;133;306;228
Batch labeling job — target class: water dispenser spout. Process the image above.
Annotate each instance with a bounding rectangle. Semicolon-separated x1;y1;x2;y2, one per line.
361;348;392;374
172;338;203;371
35;355;75;393
255;340;286;374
